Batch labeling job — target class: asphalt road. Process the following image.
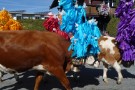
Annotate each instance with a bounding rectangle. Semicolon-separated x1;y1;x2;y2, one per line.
0;63;135;90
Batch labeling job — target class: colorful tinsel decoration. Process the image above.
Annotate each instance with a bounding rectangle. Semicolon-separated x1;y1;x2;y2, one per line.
0;9;22;31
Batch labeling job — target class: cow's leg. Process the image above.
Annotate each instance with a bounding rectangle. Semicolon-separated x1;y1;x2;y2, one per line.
50;67;71;90
0;71;4;82
0;71;3;82
43;73;49;83
103;62;109;83
14;73;19;82
34;71;44;90
113;61;123;84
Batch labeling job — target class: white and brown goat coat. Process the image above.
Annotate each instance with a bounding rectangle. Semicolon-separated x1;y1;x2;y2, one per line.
98;36;123;84
98;36;121;65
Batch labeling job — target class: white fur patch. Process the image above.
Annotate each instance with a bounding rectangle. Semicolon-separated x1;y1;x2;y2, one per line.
99;36;115;54
113;61;121;71
0;64;16;73
0;64;51;75
32;65;44;70
101;58;109;65
32;65;51;75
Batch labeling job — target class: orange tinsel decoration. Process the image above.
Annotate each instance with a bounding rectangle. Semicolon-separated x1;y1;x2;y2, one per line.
0;9;22;31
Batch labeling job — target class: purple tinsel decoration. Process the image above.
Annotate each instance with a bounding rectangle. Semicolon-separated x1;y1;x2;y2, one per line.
115;0;135;61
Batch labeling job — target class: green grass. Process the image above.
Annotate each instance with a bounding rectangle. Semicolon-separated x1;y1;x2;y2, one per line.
20;18;119;36
19;19;45;31
107;16;119;36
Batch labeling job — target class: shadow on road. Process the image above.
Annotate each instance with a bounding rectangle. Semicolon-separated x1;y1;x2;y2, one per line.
0;66;135;90
105;67;135;81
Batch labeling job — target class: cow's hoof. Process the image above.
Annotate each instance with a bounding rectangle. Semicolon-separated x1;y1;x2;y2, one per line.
117;81;122;85
0;79;3;82
103;79;108;84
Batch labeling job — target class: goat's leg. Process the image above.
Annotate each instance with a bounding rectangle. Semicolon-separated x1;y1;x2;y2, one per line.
103;62;109;83
113;61;123;84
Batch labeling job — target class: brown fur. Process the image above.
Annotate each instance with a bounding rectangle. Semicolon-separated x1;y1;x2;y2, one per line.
97;36;123;84
98;36;121;65
0;30;72;90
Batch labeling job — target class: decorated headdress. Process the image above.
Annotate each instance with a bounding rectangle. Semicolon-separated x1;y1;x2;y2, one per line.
97;1;110;16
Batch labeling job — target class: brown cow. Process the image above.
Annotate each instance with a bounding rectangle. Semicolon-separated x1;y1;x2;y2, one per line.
0;30;73;90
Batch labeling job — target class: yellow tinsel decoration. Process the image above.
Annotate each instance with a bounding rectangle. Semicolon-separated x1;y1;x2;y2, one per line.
0;9;22;31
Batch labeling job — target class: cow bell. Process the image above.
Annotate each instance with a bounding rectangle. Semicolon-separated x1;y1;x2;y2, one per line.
72;66;80;72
